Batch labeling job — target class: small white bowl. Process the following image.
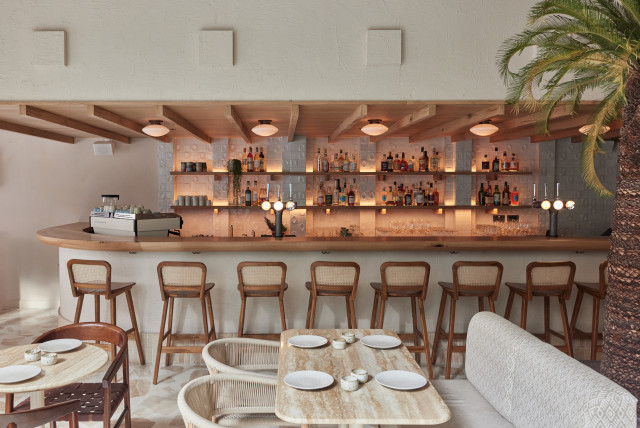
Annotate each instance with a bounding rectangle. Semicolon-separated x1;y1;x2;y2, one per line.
340;375;359;391
41;352;58;366
24;349;41;362
332;338;347;350
342;332;356;344
351;368;368;383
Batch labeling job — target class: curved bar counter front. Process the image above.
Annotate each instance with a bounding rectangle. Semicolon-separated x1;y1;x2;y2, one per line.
39;223;609;340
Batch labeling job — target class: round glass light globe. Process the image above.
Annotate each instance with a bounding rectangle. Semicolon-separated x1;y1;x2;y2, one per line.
273;200;284;211
541;200;551;210
261;201;271;211
553;200;564;210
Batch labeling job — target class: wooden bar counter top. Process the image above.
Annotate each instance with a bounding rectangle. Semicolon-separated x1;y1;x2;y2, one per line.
37;222;610;253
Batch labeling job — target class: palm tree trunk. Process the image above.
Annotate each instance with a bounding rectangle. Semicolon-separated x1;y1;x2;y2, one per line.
602;68;640;410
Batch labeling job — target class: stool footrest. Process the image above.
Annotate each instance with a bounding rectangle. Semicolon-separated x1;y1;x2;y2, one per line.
160;346;204;354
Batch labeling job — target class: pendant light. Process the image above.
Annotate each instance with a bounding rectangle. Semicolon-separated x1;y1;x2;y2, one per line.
361;119;388;136
142;120;170;137
578;124;610;135
252;120;278;137
470;120;499;136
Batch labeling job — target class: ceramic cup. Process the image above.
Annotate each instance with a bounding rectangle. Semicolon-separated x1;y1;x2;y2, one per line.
41;352;58;366
340;375;359;391
332;338;347;350
351;368;368;383
24;349;41;362
342;332;356;344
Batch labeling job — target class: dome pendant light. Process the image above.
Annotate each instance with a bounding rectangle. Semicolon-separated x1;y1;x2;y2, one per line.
470;120;499;136
252;120;279;137
142;120;170;137
361;119;388;136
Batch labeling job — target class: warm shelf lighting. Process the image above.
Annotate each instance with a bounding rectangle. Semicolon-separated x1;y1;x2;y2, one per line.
470;120;499;136
252;120;278;137
361;119;388;136
578;124;611;135
142;120;170;137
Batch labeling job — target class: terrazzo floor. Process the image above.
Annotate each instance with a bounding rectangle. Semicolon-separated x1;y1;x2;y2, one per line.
0;308;456;427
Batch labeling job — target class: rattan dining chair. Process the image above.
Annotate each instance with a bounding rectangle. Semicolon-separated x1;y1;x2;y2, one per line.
178;374;297;428
202;338;279;377
0;400;81;428
305;261;360;328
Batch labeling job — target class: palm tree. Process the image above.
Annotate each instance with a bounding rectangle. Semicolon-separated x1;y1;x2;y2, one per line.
497;0;640;404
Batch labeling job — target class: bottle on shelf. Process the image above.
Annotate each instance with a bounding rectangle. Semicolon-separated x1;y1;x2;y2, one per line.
501;151;509;172
485;181;493;206
481;154;490;171
259;183;267;203
339;180;348;206
511;186;519;206
338;149;345;172
404;186;412;206
348;182;356;206
412;183;419;206
241;148;248;172
325;184;333;206
252;181;259;206
409;155;416;172
322;148;330;172
259;147;265;172
478;183;486;206
381;153;389;172
426;183;434;206
350;153;358;172
317;181;325;206
244;181;252;207
430;148;439;172
416;181;425;206
492;147;500;172
333;153;340;172
509;153;519;172
433;182;440;206
502;181;510;206
391;182;399;206
381;186;388;205
333;179;340;206
316;148;322;172
254;148;261;172
493;184;501;206
393;153;401;172
247;147;254;172
423;147;430;172
400;152;408;172
387;152;394;172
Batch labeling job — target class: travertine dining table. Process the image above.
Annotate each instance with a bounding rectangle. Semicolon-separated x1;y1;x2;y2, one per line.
275;328;451;427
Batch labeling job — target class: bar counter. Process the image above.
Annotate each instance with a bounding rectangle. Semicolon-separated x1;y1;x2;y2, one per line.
37;222;610;253
38;222;610;344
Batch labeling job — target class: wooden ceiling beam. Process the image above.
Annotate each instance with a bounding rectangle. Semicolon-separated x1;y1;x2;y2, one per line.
0;119;74;144
288;104;300;142
20;105;130;143
370;104;436;143
223;105;252;144
491;113;597;143
158;105;211;144
88;105;170;143
499;104;574;131
409;104;504;143
450;131;477;142
329;104;368;143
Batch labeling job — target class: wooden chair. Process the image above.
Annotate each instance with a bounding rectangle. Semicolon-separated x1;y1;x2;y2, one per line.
8;323;131;428
305;262;360;329
0;400;81;428
237;262;287;340
570;261;608;360
504;261;576;357
153;261;216;384
369;261;433;377
67;259;145;365
431;261;503;379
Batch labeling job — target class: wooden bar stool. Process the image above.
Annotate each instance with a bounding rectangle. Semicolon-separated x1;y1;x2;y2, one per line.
570;261;608;360
153;261;216;384
67;259;145;365
369;261;433;378
431;261;503;379
504;261;576;357
237;262;288;340
305;261;360;329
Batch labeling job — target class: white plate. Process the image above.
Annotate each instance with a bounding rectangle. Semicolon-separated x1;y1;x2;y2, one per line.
360;335;402;349
375;370;427;390
287;335;328;348
38;339;83;353
0;365;42;384
284;370;334;390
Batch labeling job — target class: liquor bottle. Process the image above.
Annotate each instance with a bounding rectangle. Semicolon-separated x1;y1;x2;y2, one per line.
381;186;388;205
246;147;254;172
244;181;252;206
338;149;345;172
492;148;500;172
241;148;248;172
478;183;486;206
502;181;510;206
509;153;519;172
433;182;440;206
400;152;408;172
427;183;434;206
316;148;322;172
511;186;519;206
325;185;333;206
348;184;356;206
339;181;347;206
391;182;398;206
430;148;439;172
493;184;501;206
322;149;330;172
423;147;430;172
481;154;490;171
501;151;509;172
412;183;420;206
393;154;401;172
253;147;260;172
381;153;389;172
485;182;493;206
333;153;340;172
387;152;394;172
317;181;325;206
416;182;425;206
252;181;259;206
404;186;412;206
409;156;416;172
350;153;358;172
259;184;267;203
259;147;265;172
419;147;426;172
333;179;340;206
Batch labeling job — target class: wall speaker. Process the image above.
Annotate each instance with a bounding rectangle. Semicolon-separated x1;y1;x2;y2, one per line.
93;141;114;156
